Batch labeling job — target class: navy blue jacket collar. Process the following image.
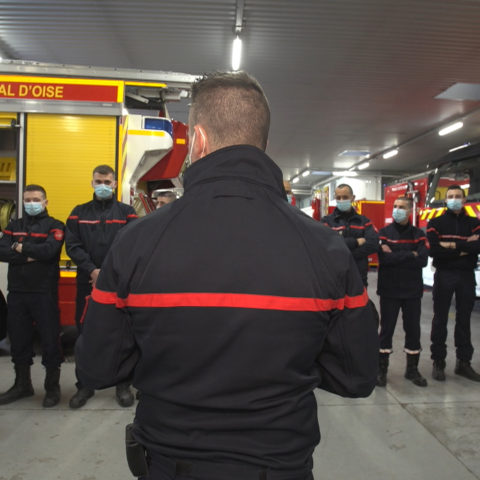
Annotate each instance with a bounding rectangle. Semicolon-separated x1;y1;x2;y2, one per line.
183;145;286;199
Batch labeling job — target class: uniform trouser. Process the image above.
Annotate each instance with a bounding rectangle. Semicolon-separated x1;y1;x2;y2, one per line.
431;269;475;362
7;291;63;368
75;280;92;389
142;452;314;480
379;296;422;352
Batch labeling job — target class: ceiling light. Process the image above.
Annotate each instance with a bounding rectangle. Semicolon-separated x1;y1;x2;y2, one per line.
439;121;463;136
292;177;300;184
358;162;370;170
383;149;398;159
338;150;370;157
302;170;310;177
232;36;242;71
449;142;470;153
333;171;358;177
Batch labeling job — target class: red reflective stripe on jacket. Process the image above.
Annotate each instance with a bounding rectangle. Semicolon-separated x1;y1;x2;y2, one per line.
30;232;48;238
439;234;469;240
380;236;425;244
92;288;368;311
105;219;127;224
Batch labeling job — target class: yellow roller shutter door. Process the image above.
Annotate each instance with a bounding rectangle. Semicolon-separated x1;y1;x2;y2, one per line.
26;114;117;261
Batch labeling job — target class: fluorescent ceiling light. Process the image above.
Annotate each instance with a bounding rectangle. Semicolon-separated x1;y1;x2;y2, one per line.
232;36;242;71
449;142;470;153
358;162;370;170
302;170;310;177
460;183;470;189
292;176;299;184
439;121;463;136
383;149;398;159
338;150;370;157
333;171;358;177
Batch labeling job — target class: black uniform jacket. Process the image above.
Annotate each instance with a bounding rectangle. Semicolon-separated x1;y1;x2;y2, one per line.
76;145;378;472
427;207;480;270
321;207;379;285
377;221;428;298
65;195;137;283
0;210;64;293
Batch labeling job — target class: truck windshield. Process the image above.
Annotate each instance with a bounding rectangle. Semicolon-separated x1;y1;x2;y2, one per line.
427;155;480;206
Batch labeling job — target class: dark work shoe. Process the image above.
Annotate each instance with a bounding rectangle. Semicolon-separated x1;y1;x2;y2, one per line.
455;360;480;382
69;388;94;409
432;362;446;381
116;384;134;407
376;371;387;387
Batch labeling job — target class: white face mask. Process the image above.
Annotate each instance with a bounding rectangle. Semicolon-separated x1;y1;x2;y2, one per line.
188;131;196;162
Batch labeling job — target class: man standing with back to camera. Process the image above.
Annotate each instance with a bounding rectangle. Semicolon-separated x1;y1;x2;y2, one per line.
66;164;138;408
75;72;378;480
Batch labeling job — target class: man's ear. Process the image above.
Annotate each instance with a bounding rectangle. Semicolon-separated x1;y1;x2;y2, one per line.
191;124;209;162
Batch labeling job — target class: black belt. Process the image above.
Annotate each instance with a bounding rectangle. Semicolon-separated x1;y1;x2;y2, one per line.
148;452;312;480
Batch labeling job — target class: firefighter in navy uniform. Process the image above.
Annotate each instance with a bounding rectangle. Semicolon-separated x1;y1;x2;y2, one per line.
75;72;378;480
427;184;480;382
376;196;428;387
66;164;138;408
0;184;65;407
321;184;379;287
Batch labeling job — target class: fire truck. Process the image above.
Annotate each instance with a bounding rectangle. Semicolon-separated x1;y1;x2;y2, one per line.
0;60;196;327
385;142;480;295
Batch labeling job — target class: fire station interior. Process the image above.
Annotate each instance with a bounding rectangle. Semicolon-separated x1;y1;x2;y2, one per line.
1;1;480;479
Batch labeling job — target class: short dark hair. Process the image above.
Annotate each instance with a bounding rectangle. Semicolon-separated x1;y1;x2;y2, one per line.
446;184;465;197
157;191;176;200
24;184;46;199
189;71;270;151
93;164;115;177
395;196;413;209
335;184;354;195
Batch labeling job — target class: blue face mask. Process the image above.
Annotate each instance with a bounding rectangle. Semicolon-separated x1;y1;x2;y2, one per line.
24;202;44;216
446;198;463;212
336;200;352;212
94;184;113;199
392;208;408;223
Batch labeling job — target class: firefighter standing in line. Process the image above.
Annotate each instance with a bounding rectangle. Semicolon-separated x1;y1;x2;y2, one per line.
74;71;378;480
321;184;379;287
427;184;480;382
0;184;65;407
376;196;428;387
154;191;176;209
66;164;138;408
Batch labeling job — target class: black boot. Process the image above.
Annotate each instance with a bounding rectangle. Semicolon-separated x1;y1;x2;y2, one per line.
376;352;389;387
454;360;480;382
0;364;34;405
43;367;61;408
432;359;446;381
69;387;94;409
405;354;427;387
116;382;134;407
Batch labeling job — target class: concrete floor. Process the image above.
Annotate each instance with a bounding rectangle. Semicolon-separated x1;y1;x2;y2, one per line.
1;271;480;480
